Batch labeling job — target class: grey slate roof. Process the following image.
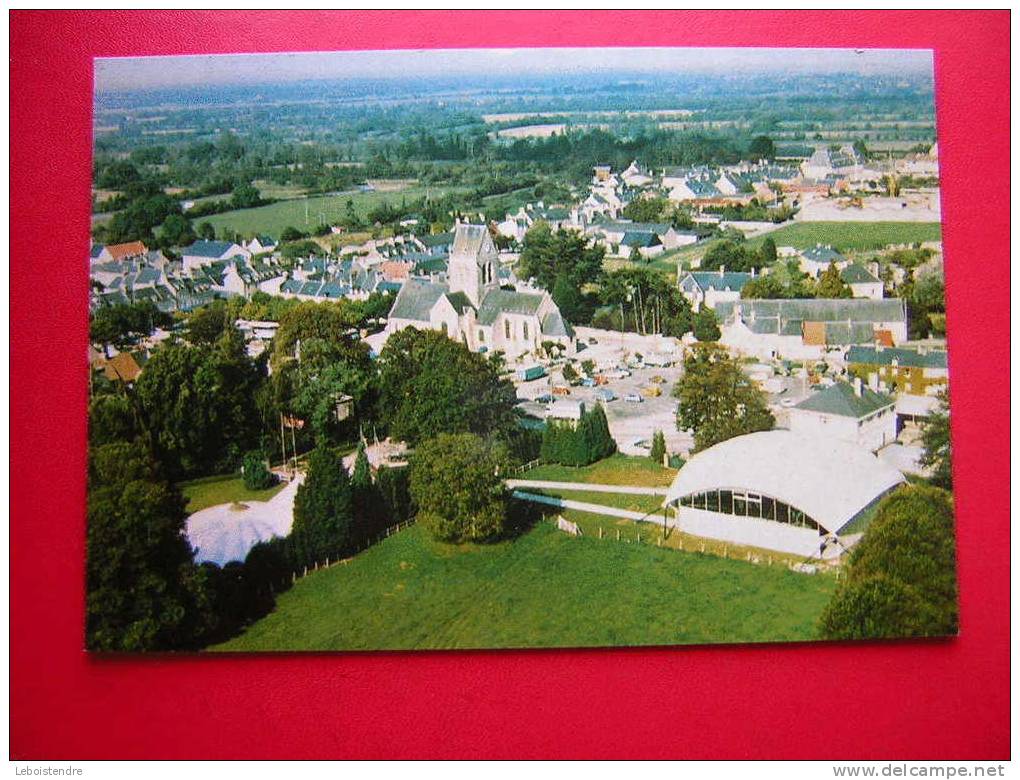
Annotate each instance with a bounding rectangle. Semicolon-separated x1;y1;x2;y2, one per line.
599;221;672;236
476;289;545;325
621;231;661;248
841;264;882;284
183;240;237;259
685;271;754;292
716;298;906;324
541;309;574;338
801;245;846;264
846;345;948;370
445;291;475;314
794;382;894;419
388;279;449;322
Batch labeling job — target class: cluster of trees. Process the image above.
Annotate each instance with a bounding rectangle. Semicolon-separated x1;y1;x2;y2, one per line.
86;291;425;649
673;343;775;452
377;328;519;446
517;223;606;323
699;237;771;273
540;404;616;467
820;484;958;640
741;260;852;301
90;301;173;353
595;266;695;338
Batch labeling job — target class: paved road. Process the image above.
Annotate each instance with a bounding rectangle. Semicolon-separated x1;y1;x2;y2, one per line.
512;490;672;526
506;479;669;496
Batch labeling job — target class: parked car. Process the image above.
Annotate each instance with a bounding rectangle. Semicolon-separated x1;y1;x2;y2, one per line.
594;388;616;402
581;377;596;388
624;393;643;403
535;393;554;404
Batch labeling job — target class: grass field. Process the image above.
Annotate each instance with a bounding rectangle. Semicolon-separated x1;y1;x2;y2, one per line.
528;488;665;515
745;221;942;253
179;474;286;514
192;185;465;238
522;454;677;488
213;521;836;651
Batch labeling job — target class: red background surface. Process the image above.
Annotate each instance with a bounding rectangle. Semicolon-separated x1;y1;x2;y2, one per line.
10;10;1010;760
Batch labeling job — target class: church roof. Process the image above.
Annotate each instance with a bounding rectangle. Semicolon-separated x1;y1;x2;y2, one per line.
445;291;475;314
541;309;574;338
476;289;546;325
388;278;449;322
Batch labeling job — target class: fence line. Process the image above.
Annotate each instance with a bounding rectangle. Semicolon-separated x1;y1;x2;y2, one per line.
290;517;418;584
550;517;837;575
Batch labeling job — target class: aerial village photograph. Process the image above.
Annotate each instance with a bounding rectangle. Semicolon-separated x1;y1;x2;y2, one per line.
86;46;956;653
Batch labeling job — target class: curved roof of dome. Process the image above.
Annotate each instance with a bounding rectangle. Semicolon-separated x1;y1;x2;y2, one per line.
665;430;905;534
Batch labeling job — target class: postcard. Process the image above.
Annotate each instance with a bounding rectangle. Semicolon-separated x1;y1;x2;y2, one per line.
86;46;955;652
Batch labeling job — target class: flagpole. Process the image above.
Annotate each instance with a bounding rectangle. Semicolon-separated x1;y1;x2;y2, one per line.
280;413;287;477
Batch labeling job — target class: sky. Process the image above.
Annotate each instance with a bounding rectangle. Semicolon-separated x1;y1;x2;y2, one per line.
95;46;933;92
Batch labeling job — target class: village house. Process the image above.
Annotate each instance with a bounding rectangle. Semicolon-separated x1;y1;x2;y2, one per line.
678;268;757;311
244;235;277;255
91;240;149;265
385;223;575;358
181;239;252;273
787;378;897;453
845;344;948;397
714;298;909;360
840;264;885;300
797;244;850;278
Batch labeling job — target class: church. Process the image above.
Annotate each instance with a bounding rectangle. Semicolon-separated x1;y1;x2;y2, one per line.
385;223;576;358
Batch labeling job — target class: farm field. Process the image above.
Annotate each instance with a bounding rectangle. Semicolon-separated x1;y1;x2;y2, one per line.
213;521;836;651
179;474;286;514
745;221;942;252
522;453;677;487
191;184;466;238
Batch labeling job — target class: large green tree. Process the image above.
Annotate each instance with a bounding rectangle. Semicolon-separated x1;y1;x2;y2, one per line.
410;433;509;543
377;328;517;445
748;135;777;161
90;301;172;353
518;222;606;292
674;343;774;451
135;328;262;478
86;440;213;651
621;196;669;223
820;485;958;640
291;442;355;564
816;262;852;298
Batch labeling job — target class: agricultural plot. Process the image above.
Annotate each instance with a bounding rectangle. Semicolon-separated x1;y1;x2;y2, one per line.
191;184;465;237
745;221;942;252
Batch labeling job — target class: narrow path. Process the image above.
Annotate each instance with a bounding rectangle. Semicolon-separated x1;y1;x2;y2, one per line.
512;490;672;526
505;479;669;496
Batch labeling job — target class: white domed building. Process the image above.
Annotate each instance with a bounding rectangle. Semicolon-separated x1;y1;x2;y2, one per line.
665;430;906;558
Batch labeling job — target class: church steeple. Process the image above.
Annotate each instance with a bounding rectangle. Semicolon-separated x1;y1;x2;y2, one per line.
448;223;498;307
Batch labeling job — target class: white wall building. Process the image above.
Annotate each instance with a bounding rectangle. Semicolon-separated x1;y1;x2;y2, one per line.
787;379;897;452
665;430;906;558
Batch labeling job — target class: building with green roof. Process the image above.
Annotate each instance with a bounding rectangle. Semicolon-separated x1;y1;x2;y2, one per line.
787;379;896;452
